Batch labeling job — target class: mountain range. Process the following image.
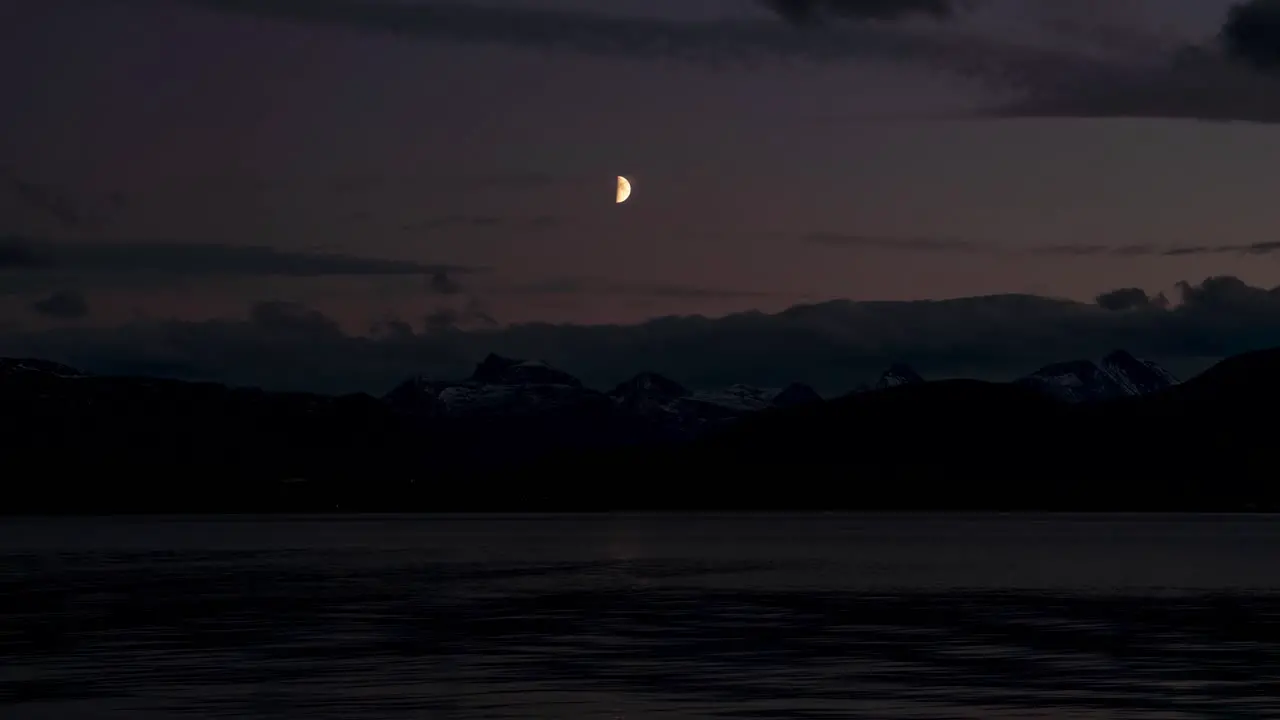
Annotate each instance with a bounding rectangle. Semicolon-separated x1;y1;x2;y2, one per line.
383;349;1180;428
2;347;1276;513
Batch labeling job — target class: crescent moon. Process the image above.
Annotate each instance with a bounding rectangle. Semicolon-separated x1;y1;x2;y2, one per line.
616;175;632;204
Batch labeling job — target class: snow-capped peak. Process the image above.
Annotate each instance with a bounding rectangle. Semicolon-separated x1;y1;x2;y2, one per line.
609;372;689;403
607;373;820;436
1101;350;1180;395
1020;351;1178;403
384;354;593;418
876;363;924;389
0;358;86;379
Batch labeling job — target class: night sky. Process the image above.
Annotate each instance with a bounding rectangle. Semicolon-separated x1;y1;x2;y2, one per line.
5;0;1280;393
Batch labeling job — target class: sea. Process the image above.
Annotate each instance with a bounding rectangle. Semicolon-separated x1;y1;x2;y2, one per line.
2;513;1278;719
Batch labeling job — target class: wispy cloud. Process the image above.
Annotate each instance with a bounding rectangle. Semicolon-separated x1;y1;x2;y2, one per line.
0;237;483;278
424;299;498;330
426;270;463;296
803;232;985;252
10;179;89;228
0;167;121;231
501;276;779;300
990;54;1280;125
332;171;563;194
0;238;45;269
762;0;964;24
30;290;91;320
1036;240;1280;258
804;232;1280;258
404;214;561;233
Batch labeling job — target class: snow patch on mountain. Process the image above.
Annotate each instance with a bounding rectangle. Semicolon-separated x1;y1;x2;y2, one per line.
1101;350;1180;395
384;354;605;419
843;364;925;396
877;363;925;390
386;355;822;428
1019;350;1179;403
608;371;821;434
0;358;86;379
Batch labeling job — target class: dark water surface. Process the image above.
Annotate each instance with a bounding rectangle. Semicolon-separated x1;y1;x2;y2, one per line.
2;513;1279;719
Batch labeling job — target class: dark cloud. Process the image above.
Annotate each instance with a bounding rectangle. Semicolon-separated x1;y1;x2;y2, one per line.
1095;287;1168;312
30;290;90;320
421;215;501;231
336;172;563;194
423;308;458;331
427;270;463;296
502;277;778;300
154;0;1280;124
249;300;343;338
1036;241;1280;258
160;0;1046;73
527;215;560;230
407;214;561;233
1032;3;1180;62
1;168;88;229
370;317;415;339
761;0;961;25
1174;274;1275;310
988;53;1280;124
986;2;1280;125
7;276;1280;396
1221;0;1280;72
1113;245;1161;257
10;179;87;228
332;171;558;193
466;172;561;190
424;299;497;331
169;0;774;62
1035;244;1151;257
1162;246;1208;257
1164;241;1280;257
803;232;984;252
0;237;482;278
0;168;125;231
0;236;47;268
804;232;1280;258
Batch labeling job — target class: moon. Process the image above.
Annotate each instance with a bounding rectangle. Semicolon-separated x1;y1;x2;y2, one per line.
616;175;632;204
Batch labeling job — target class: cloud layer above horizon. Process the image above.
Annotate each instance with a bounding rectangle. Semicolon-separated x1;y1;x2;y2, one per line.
4;276;1278;396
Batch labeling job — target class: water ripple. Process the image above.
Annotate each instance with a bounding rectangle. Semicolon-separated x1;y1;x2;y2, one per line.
1;515;1278;719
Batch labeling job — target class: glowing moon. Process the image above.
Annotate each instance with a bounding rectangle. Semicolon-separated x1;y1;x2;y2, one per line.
616;175;632;204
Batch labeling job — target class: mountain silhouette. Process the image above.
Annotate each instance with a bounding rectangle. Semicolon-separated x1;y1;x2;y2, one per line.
1;348;1275;513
